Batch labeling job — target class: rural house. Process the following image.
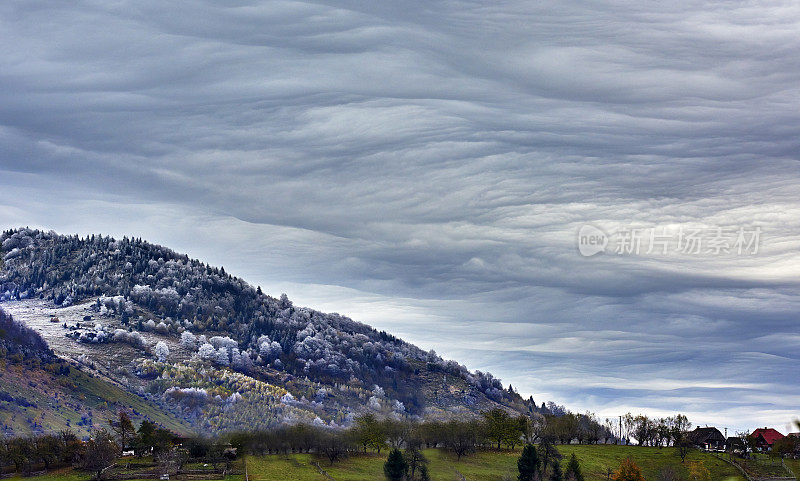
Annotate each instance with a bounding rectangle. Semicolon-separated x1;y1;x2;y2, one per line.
751;428;785;451
688;427;726;451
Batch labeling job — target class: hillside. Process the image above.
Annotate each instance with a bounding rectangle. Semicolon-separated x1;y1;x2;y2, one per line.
0;306;52;364
0;306;192;438
0;228;547;435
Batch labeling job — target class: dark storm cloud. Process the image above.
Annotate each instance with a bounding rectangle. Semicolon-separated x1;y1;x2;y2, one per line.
2;0;800;430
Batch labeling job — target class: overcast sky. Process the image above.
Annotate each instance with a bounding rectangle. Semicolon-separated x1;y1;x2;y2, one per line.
2;0;800;433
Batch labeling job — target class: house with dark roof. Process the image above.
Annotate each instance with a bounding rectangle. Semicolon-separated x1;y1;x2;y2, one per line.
751;427;785;451
726;436;747;454
688;427;726;451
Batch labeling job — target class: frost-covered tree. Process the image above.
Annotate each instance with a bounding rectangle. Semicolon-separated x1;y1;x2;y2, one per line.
215;347;230;366
112;329;146;349
154;341;170;362
231;349;253;372
368;396;382;410
197;343;217;362
259;338;282;361
209;336;237;351
180;330;197;348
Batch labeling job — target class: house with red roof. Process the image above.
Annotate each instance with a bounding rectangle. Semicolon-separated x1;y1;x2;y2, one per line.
751;427;784;451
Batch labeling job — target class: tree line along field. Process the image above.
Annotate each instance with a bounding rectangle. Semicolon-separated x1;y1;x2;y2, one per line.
2;445;752;481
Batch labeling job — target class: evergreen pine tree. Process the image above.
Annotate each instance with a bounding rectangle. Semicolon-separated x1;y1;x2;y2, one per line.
384;448;408;481
518;444;540;481
551;460;563;481
419;464;431;481
566;454;584;481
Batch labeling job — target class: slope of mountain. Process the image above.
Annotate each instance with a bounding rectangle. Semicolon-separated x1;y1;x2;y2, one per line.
0;304;51;363
0;228;539;435
0;307;193;438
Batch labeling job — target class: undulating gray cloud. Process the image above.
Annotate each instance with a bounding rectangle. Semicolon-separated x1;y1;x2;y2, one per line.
2;0;799;432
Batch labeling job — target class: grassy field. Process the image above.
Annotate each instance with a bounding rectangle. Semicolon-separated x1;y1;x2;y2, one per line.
729;453;789;479
246;445;749;481
3;467;90;481
1;445;767;481
785;458;800;479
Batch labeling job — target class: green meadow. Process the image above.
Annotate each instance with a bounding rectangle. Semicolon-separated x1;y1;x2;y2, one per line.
6;445;774;481
244;445;747;481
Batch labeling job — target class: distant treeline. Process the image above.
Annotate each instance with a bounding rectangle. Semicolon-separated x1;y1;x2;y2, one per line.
0;409;589;476
228;409;561;464
1;407;703;481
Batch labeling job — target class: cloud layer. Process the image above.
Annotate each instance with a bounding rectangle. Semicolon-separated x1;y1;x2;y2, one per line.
2;0;800;432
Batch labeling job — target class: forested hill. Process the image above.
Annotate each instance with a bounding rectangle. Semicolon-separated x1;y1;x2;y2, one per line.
0;228;526;418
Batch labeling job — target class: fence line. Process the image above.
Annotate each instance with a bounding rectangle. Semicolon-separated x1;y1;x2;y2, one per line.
781;459;796;480
712;453;755;481
312;461;335;481
712;453;796;481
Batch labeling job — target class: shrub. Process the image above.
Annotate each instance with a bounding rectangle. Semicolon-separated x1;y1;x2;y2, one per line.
613;458;645;481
